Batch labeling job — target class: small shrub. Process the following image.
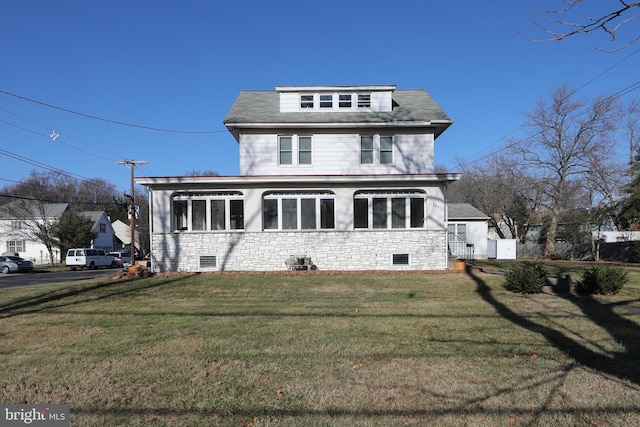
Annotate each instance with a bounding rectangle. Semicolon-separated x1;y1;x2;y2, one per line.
504;262;547;294
580;265;628;295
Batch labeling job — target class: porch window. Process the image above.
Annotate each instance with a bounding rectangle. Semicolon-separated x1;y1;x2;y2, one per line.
354;191;426;229
262;191;335;231
192;200;207;231
210;200;225;230
173;192;244;231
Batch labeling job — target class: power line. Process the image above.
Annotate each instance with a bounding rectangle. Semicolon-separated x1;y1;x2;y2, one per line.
458;46;640;167
0;104;124;161
0;88;227;134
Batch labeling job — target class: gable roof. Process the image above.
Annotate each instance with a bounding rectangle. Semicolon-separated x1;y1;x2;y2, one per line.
448;203;489;220
224;88;452;139
0;201;69;220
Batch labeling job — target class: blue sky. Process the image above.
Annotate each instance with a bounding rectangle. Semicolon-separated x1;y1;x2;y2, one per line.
1;1;639;194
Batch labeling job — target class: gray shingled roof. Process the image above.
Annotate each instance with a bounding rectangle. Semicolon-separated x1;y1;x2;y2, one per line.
224;89;451;127
0;201;69;220
448;203;489;220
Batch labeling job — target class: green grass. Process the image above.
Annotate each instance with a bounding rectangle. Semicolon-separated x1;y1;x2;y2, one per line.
1;269;640;426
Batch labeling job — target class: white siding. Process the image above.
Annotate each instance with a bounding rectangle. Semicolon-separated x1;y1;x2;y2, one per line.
279;90;393;112
240;132;435;176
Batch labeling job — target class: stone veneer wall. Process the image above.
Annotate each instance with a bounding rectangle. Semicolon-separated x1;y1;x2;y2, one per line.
151;230;447;272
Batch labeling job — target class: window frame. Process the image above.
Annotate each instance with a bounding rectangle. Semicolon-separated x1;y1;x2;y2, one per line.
279;136;293;165
262;191;336;231
319;94;333;108
279;135;312;167
360;136;374;164
379;135;394;164
357;93;371;108
300;94;314;109
353;191;426;230
338;94;352;108
172;192;245;232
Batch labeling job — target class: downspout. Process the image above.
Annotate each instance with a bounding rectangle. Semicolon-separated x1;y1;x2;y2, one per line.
147;188;154;273
444;182;450;270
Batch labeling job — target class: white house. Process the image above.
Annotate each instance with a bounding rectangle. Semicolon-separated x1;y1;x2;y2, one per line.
111;219;142;251
0;202;68;264
137;85;461;272
0;202;114;264
447;203;490;260
81;211;116;252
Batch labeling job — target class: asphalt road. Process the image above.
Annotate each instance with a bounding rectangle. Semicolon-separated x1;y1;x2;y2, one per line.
0;268;119;289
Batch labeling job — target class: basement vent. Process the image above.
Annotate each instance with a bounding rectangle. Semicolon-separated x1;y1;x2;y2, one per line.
392;253;410;266
199;255;218;270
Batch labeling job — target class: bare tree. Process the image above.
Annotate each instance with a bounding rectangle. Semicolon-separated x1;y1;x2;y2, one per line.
525;1;640;50
508;84;621;256
623;99;640;162
450;154;536;241
3;199;65;264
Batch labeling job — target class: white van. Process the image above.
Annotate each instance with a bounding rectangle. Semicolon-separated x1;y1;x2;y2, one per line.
65;248;117;270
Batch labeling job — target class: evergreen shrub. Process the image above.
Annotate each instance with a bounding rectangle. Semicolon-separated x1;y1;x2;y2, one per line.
580;265;628;295
504;261;547;294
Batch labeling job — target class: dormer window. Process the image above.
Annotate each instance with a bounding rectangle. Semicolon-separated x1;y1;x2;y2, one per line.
319;94;333;108
357;94;371;108
339;94;352;108
300;94;314;109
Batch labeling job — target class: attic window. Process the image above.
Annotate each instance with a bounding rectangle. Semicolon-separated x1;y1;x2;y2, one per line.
357;94;371;108
319;94;333;108
392;253;410;265
339;94;352;108
300;94;314;109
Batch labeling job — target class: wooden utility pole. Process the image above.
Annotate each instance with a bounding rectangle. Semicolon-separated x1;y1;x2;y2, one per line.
116;159;148;263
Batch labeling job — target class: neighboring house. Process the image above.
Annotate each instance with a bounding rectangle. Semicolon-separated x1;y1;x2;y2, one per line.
0;202;68;264
81;211;116;252
111;219;141;251
447;203;489;260
137;85;460;272
0;201;114;264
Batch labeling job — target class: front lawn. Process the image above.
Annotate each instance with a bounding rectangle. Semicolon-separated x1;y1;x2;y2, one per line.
1;270;639;426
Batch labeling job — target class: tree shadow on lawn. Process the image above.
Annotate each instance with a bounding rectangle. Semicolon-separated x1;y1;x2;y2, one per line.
0;275;195;319
467;269;640;385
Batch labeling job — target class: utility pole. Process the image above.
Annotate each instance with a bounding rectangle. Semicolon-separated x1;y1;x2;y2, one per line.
116;159;148;264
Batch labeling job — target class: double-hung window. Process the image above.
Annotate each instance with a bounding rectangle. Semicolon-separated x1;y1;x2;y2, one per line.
339;94;352;108
7;241;25;253
354;191;425;229
173;192;244;231
263;192;335;230
357;94;371;108
300;94;314;108
279;136;293;165
279;135;312;166
319;94;333;108
360;135;394;165
360;136;374;164
380;136;393;164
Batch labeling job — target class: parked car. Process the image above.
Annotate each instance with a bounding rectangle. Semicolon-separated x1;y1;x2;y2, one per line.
107;251;132;267
0;256;34;274
65;248;117;270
